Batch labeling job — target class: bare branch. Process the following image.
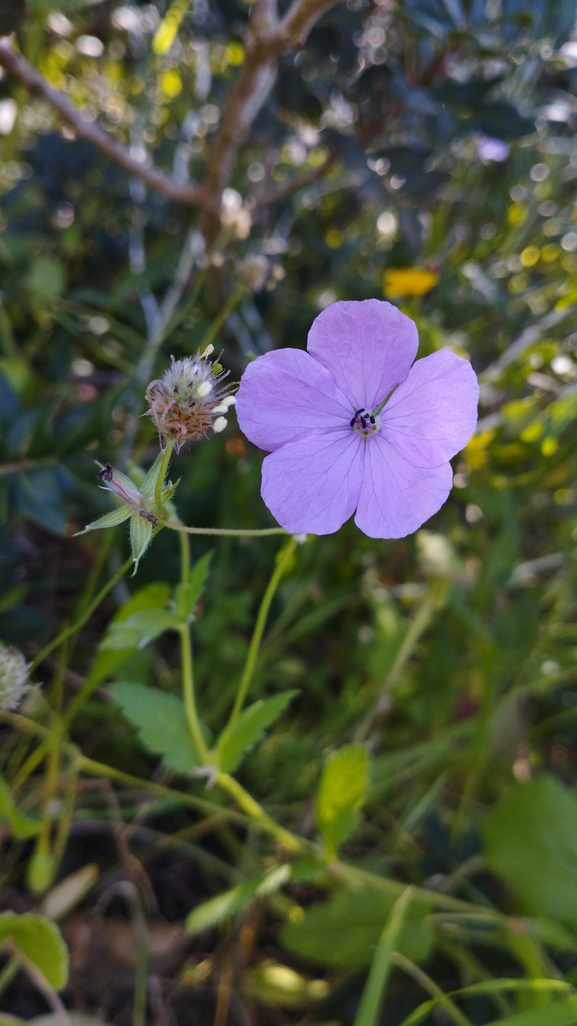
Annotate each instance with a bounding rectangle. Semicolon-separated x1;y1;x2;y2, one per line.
201;0;343;242
0;39;207;209
0;0;342;237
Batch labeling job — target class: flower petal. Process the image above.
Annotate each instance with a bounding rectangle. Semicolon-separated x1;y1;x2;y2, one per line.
260;431;363;534
354;435;453;539
307;299;418;411
236;349;351;453
380;349;479;468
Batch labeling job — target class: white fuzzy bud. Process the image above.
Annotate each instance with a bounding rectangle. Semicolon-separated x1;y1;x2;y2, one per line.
0;646;31;710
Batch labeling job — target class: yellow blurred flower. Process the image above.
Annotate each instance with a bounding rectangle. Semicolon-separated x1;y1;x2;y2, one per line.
464;429;495;470
383;267;439;299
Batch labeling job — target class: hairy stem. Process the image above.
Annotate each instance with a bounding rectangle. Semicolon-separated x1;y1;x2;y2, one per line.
179;624;210;765
216;771;304;854
159;518;288;537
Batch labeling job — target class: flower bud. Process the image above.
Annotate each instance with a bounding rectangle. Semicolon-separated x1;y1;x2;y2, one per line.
238;254;269;292
145;352;235;449
0;646;31;710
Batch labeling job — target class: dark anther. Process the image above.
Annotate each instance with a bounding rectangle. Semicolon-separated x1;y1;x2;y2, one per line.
139;509;159;526
350;408;365;427
369;415;375;425
97;463;114;482
360;416;367;430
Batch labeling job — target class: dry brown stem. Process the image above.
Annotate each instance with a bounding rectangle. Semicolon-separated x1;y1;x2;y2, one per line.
0;0;343;235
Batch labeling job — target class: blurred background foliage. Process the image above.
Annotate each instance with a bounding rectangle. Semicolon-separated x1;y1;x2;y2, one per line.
1;0;577;1021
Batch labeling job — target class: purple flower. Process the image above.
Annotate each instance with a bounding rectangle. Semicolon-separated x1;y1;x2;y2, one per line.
235;300;479;538
476;136;510;162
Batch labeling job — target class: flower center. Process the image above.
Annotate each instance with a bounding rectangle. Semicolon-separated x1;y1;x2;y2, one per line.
350;408;379;436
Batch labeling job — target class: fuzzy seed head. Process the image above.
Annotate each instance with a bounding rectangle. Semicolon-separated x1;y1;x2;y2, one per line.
145;353;235;449
0;646;31;710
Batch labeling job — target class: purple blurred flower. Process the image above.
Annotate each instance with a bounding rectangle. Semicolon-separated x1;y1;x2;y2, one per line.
235;300;479;538
476;136;510;162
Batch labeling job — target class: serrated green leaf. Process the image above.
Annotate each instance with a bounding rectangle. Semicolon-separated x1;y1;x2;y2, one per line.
316;744;369;860
101;609;180;650
87;583;171;687
186;864;291;937
0;774;40;840
483;774;577;930
75;504;132;535
109;682;198;772
174;551;213;619
217;690;298;773
281;882;432;969
130;515;153;573
0;913;68;990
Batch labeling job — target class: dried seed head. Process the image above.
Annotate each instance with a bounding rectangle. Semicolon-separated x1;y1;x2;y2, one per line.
145;353;236;450
0;646;31;711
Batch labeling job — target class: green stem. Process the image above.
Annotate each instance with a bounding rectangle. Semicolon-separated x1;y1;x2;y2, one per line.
354;585;440;743
159;518;288;537
179;624;209;765
354;887;414;1026
199;283;245;351
215;772;304;854
228;537;298;728
154;439;174;510
30;555;134;674
179;528;190;585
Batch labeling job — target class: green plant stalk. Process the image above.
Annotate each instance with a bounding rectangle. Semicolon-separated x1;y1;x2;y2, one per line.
199;282;246;351
355;584;441;743
215;771;304;854
228;536;298;728
154;438;174;510
0;956;18;997
30;554;134;673
354;886;415;1026
179;623;210;765
159;518;288;537
391;952;473;1026
179;528;190;585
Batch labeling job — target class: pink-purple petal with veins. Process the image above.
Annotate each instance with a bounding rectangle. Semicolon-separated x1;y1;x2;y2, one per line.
354;434;453;539
235;348;352;453
307;299;418;411
380;349;479;468
261;430;364;535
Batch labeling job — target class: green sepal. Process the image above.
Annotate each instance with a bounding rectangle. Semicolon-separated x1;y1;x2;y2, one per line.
75;504;132;535
130;515;154;574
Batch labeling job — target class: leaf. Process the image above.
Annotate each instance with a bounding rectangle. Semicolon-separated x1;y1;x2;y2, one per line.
130;515;153;574
398;981;575;1026
0;773;40;839
482;774;577;930
109;682;198;772
0;912;68;990
216;691;298;773
354;888;415;1026
187;864;291;936
485;1000;577;1026
87;583;171;687
27;257;65;305
316;744;369;859
174;551;213;619
101;609;181;650
0;0;26;37
76;504;132;535
281;881;432;969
